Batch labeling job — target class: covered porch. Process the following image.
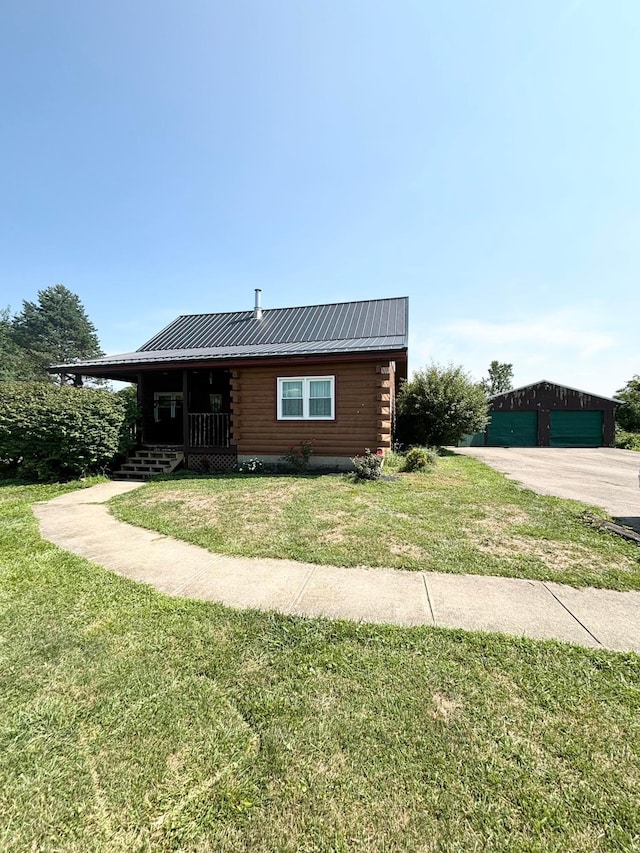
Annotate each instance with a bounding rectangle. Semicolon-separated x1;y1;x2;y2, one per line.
133;366;237;470
137;367;231;447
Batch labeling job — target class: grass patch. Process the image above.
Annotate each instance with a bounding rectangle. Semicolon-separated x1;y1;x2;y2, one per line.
1;480;640;851
110;456;640;589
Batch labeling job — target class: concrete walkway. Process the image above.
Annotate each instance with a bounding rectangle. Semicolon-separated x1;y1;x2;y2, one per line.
33;481;640;654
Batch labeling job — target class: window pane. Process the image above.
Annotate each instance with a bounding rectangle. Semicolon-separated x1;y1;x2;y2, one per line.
282;398;303;417
309;380;331;398
309;397;331;417
282;381;303;399
309;379;332;417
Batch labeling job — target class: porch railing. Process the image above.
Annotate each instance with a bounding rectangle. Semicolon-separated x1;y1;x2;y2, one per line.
188;413;231;448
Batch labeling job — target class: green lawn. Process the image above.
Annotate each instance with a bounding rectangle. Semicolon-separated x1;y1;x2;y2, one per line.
110;455;640;590
1;480;640;852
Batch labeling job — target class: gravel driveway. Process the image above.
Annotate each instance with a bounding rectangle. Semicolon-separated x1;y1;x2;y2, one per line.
454;447;640;531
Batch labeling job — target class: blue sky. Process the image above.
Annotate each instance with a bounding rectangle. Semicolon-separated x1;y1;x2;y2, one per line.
1;0;638;396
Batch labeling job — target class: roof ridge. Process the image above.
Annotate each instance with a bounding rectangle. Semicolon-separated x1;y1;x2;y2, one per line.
169;295;408;321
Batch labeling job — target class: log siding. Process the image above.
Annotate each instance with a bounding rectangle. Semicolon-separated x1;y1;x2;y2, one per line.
231;360;395;456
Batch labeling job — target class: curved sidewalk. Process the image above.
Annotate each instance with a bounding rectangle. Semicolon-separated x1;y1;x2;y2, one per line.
33;481;640;654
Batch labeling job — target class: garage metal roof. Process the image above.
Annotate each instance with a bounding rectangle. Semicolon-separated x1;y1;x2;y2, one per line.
490;380;622;405
50;296;408;373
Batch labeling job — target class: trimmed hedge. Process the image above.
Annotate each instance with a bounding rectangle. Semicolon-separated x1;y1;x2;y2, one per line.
0;382;136;481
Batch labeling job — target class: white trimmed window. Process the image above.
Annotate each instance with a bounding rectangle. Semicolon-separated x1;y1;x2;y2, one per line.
277;376;335;420
153;392;183;422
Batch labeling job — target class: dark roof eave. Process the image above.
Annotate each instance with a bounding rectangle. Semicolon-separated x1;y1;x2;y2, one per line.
48;347;409;378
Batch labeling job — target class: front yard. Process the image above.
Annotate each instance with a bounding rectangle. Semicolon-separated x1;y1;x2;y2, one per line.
1;479;639;851
110;454;640;590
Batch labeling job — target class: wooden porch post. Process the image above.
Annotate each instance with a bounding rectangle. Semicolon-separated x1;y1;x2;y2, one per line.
182;369;189;454
137;372;145;444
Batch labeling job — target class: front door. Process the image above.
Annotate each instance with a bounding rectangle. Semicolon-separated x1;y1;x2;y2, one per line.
152;392;184;444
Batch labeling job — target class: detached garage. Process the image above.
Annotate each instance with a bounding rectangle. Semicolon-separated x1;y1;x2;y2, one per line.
485;381;620;448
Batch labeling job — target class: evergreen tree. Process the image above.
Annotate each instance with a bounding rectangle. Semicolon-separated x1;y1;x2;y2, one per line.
10;285;103;382
0;307;43;382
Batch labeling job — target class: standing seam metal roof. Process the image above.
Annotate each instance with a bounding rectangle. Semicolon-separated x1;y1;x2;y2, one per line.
50;336;407;371
137;297;408;352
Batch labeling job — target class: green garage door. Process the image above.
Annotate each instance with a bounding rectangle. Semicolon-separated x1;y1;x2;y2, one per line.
487;411;538;446
550;411;603;447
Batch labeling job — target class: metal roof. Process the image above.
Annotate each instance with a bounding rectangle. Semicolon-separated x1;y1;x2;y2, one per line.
138;296;408;351
49;297;408;372
51;336;407;370
490;380;622;405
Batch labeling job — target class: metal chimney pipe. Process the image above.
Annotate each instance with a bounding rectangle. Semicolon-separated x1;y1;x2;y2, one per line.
253;288;263;320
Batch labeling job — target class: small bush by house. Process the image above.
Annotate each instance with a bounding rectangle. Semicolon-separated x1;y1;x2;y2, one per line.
281;438;315;472
351;449;383;481
401;446;439;472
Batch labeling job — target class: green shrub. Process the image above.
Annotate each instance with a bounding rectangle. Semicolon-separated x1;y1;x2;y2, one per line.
0;382;136;481
114;385;140;455
401;446;438;472
380;450;404;472
281;438;315;472
351;449;383;481
615;430;640;451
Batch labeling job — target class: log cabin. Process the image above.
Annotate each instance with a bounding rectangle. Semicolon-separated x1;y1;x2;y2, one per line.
49;293;409;475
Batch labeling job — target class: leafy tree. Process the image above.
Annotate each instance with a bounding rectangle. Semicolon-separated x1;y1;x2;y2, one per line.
10;284;103;382
481;360;514;396
397;364;489;447
615;375;640;433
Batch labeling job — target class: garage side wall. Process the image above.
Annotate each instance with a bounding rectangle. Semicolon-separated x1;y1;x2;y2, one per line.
490;382;617;447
